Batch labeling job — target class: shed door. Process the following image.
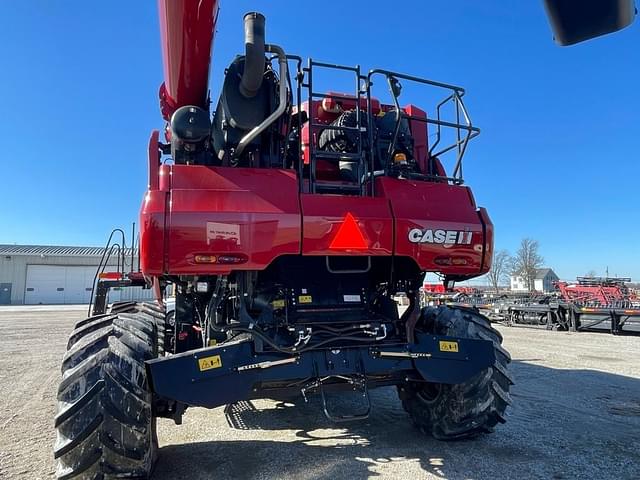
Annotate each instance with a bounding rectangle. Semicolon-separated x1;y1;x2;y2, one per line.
24;265;97;304
0;283;11;305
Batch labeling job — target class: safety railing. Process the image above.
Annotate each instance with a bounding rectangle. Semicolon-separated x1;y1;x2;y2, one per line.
365;69;480;187
290;60;481;196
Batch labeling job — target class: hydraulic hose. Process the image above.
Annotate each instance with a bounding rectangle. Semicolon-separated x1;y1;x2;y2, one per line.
224;325;380;354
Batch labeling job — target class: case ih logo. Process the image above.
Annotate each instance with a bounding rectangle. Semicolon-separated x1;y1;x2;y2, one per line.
408;229;473;245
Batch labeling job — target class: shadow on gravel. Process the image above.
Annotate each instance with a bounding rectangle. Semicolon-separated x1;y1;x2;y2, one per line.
154;361;640;480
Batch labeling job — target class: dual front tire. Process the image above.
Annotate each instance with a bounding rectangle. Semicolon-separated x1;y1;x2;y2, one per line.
54;303;164;479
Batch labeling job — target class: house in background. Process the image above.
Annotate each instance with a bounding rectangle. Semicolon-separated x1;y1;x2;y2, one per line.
510;268;559;293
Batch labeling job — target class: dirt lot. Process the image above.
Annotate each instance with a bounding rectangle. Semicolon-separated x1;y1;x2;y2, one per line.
0;307;638;480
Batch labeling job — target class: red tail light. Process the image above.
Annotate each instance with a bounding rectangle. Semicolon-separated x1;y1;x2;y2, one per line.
99;272;123;280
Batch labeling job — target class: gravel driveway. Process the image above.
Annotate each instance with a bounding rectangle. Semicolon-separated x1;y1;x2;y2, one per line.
0;307;638;479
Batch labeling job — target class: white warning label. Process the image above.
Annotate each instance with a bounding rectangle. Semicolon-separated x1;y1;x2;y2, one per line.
206;222;241;246
343;295;361;302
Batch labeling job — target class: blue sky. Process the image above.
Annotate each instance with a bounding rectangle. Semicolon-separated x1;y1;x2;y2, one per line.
0;1;638;280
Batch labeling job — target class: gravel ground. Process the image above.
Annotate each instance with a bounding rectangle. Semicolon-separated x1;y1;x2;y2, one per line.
0;306;639;480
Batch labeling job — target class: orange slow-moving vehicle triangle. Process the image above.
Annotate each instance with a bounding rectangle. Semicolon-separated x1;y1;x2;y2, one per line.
329;213;368;249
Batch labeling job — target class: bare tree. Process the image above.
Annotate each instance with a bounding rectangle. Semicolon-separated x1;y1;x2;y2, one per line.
511;238;544;291
487;250;511;292
584;269;597;278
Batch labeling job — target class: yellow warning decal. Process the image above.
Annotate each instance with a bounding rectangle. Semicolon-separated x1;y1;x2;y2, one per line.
208;339;217;347
439;341;459;352
272;299;286;309
298;295;313;304
198;355;222;371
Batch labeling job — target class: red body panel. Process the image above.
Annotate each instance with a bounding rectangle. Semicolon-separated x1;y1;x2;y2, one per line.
168;166;300;274
148;130;160;191
140;190;167;275
300;195;393;256
376;177;491;275
157;0;219;120
404;104;428;174
477;207;493;275
140;169;491;278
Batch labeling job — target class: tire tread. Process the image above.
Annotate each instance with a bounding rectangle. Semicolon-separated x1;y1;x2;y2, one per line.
400;305;512;440
54;302;164;479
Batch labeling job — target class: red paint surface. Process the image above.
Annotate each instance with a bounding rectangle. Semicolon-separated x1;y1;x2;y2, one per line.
148;130;160;191
140;168;490;277
166;166;301;274
376;177;489;275
403;104;429;174
157;0;219;120
301;195;393;256
556;281;632;306
140;161;490;277
139;190;167;275
477;207;493;274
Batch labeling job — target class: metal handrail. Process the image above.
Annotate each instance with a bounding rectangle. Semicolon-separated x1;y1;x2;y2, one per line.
294;63;481;193
367;69;480;184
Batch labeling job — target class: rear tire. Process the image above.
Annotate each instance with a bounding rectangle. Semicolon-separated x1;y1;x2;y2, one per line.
399;306;514;440
54;302;165;479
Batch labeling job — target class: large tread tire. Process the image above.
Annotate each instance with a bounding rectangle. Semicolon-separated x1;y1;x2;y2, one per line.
399;305;514;440
108;301;139;315
54;302;165;479
109;301;167;356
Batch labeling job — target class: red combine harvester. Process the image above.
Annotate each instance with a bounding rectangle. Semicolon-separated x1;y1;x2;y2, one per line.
52;1;636;478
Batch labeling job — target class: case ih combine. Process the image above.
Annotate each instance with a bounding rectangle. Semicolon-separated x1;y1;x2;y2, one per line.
53;1;635;478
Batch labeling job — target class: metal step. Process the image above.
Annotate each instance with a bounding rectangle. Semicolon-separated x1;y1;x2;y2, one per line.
312;151;363;161
314;181;362;194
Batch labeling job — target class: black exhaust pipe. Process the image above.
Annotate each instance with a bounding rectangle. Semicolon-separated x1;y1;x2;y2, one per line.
239;12;266;98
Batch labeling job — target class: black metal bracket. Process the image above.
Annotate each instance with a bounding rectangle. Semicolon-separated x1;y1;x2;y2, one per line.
146;333;495;410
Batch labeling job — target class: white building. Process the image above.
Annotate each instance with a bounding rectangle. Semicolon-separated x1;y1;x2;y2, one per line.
510;268;559;293
0;244;154;305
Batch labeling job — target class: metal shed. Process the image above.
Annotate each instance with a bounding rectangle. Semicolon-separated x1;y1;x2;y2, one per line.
0;245;153;305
